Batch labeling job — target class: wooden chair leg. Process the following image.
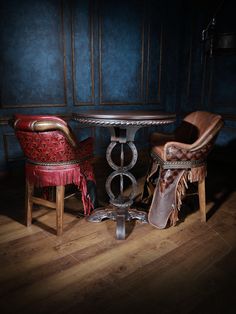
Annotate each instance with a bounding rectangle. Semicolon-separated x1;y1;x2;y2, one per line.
56;185;65;236
198;178;206;222
25;179;34;227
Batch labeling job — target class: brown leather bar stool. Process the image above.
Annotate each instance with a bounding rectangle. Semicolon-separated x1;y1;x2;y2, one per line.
12;115;97;236
142;111;224;229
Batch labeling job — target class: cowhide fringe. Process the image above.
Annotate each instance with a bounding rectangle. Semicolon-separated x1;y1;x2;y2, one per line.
188;165;207;183
176;171;188;211
170;165;207;226
170;170;188;226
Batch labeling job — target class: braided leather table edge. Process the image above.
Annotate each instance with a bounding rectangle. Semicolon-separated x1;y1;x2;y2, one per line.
73;117;175;127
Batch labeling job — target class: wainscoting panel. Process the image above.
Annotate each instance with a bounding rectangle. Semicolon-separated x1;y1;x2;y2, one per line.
3;133;24;162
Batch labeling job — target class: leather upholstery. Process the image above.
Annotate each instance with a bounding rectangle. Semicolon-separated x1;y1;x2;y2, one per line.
151;111;223;160
143;111;224;229
13;114;97;215
15;130;93;163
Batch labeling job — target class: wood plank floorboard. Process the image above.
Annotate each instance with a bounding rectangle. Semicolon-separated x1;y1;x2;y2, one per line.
0;156;235;314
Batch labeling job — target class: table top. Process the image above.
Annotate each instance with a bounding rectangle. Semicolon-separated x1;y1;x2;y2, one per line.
72;110;176;127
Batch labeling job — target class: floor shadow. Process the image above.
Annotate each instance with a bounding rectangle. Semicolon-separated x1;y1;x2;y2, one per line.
207;187;234;221
33;220;57;235
205;154;236;218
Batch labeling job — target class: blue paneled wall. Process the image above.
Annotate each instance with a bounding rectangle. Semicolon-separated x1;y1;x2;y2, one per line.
0;0;235;172
72;0;94;105
1;0;66;107
99;0;144;104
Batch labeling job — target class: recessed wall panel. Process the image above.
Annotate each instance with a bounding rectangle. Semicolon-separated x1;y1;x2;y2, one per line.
209;56;236;110
72;0;94;105
146;22;162;103
0;0;66;107
99;0;144;104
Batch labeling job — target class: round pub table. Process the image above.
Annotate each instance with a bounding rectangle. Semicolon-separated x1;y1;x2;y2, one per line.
73;110;176;240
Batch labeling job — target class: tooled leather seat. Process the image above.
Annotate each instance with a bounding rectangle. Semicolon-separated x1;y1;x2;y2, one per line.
12;114;97;235
142;111;224;229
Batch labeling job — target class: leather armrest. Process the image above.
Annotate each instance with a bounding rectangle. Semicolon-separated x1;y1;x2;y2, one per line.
14;116;78;148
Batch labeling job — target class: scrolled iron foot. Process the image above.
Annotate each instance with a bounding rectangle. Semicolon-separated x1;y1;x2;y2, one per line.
128;209;148;223
87;208;117;222
87;206;147;240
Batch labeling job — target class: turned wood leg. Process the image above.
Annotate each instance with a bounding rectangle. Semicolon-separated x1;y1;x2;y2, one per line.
198;179;206;223
56;186;65;236
25;180;34;227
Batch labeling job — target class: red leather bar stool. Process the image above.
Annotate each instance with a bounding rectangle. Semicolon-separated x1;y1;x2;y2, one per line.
12;115;97;236
142;111;224;229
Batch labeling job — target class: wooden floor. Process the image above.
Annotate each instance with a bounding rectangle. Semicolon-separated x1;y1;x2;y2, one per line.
0;154;236;314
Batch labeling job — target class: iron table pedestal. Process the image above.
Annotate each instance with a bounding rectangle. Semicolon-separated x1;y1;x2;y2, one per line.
73;111;175;240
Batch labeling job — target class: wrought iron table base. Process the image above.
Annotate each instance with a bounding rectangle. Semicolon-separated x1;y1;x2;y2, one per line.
72;111;176;240
89;124;148;240
87;206;148;240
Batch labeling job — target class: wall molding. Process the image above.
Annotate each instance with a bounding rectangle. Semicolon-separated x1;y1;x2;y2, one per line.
145;22;163;104
71;0;95;106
